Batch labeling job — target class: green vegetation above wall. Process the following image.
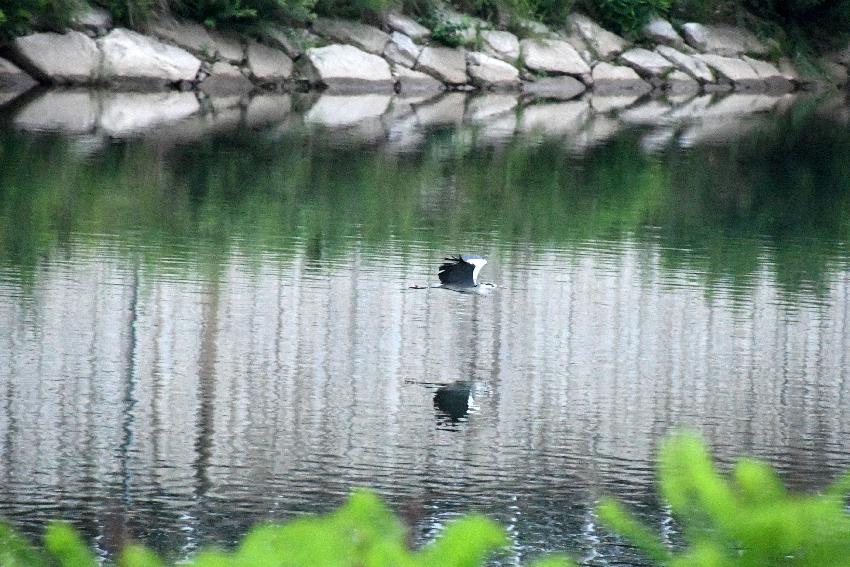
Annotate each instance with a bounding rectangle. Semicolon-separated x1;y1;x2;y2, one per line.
0;0;78;38
579;0;671;34
1;0;848;53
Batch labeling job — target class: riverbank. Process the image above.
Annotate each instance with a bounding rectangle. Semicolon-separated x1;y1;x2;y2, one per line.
1;6;849;105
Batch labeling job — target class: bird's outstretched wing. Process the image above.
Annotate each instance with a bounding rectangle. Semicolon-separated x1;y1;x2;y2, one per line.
438;255;476;286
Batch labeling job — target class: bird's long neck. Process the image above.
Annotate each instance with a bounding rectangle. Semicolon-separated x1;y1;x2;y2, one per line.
471;261;486;286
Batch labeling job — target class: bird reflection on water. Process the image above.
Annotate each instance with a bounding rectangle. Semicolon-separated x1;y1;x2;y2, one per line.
433;381;475;427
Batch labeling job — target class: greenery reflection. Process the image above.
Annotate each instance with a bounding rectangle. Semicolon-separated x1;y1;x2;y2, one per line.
1;100;848;300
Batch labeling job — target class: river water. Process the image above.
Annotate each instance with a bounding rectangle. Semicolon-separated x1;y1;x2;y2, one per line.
1;89;850;564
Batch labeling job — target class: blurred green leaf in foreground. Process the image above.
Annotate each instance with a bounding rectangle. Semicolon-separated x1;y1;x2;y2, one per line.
2;489;572;567
599;433;850;566
5;434;850;566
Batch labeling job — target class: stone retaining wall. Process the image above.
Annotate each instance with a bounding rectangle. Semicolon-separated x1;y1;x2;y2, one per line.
1;7;849;101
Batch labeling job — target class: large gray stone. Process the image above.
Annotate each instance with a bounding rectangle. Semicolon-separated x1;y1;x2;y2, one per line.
696;54;761;88
312;18;390;55
568;13;628;60
681;23;769;57
643;17;683;47
383;32;421;68
564;32;596;66
70;4;112;37
201;61;253;95
481;30;520;62
305;44;394;92
665;70;700;94
742;56;793;92
10;31;100;84
521;76;585;100
520;39;591;76
619;48;673;78
385;13;430;42
247;41;293;82
591;62;651;94
148;17;216;59
209;30;244;63
394;66;444;94
263;26;304;59
655;45;714;83
100;28;202;88
416;47;467;85
0;57;38;89
466;52;519;89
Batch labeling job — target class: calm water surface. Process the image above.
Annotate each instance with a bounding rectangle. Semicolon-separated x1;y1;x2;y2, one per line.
1;91;850;564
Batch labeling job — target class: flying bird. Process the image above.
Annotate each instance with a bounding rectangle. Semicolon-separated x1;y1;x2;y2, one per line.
438;255;488;288
408;254;495;292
